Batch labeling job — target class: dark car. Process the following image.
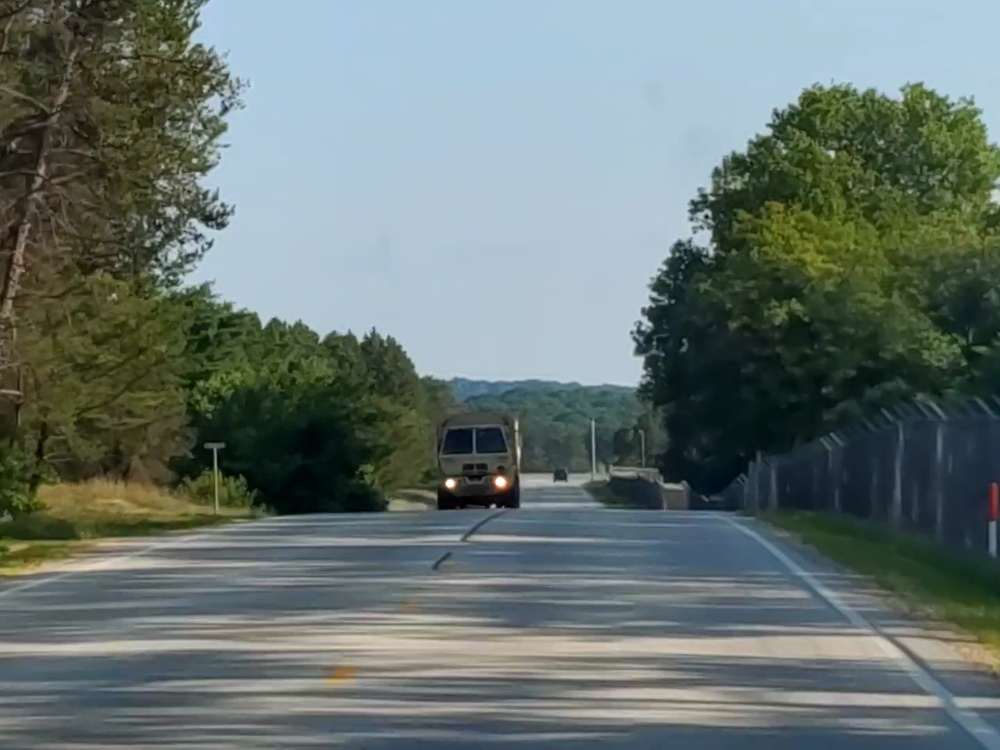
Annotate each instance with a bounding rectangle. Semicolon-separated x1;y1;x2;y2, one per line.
553;468;568;482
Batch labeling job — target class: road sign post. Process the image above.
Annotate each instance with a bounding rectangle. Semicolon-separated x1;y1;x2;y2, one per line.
204;442;226;515
590;419;597;481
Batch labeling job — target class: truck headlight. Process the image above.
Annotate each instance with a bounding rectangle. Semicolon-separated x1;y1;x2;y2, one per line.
494;475;509;489
444;478;457;490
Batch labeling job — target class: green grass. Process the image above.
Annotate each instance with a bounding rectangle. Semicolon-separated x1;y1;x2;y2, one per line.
0;540;79;569
0;479;253;575
762;510;1000;655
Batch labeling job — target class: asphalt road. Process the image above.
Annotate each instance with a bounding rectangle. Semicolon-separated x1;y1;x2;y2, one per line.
3;476;1000;748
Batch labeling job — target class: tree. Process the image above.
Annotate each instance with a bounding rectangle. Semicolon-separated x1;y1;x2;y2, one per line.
174;297;446;513
0;0;456;518
18;273;191;487
636;82;1000;493
458;384;644;472
689;82;1000;252
611;428;636;464
0;0;243;362
0;0;244;496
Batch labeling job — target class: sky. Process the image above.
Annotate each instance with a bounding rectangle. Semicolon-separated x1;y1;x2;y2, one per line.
192;0;1000;386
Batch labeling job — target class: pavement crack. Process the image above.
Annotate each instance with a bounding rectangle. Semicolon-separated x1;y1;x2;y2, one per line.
430;509;507;572
460;508;508;542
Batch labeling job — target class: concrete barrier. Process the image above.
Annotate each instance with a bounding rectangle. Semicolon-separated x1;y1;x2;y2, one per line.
606;472;689;510
660;483;689;510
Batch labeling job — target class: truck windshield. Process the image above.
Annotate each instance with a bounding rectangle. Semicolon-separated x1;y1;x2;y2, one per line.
441;428;473;455
474;427;508;454
440;426;509;455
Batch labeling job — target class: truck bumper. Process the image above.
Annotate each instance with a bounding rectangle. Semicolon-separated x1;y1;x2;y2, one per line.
437;477;519;509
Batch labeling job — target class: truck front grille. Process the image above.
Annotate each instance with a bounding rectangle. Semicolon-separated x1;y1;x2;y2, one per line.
462;463;488;472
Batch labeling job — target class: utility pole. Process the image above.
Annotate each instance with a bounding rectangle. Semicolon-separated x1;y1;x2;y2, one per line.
590;418;597;480
638;429;646;467
204;442;226;515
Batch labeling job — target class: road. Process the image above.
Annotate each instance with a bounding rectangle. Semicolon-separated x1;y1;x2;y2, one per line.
2;475;1000;748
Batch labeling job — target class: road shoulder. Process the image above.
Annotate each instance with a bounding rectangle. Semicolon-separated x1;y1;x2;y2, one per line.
730;513;1000;734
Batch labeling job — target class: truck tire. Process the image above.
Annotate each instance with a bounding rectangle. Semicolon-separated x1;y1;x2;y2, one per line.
505;484;521;509
436;490;456;511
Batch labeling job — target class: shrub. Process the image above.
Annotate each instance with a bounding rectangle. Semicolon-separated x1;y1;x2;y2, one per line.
0;446;40;517
179;470;258;508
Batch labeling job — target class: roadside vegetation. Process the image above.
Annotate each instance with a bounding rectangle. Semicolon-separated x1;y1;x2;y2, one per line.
0;0;668;568
0;0;463;568
634;82;1000;496
0;479;251;573
454;380;662;472
631;81;1000;653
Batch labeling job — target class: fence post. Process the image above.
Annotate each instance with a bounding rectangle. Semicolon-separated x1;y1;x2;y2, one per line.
890;422;904;530
990;483;998;559
754;450;763;510
824;439;837;512
769;461;777;510
934;423;945;544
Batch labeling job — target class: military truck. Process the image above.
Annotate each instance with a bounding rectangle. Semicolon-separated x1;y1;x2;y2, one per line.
435;411;522;510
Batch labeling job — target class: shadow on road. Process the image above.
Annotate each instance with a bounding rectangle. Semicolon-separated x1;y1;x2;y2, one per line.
0;511;997;748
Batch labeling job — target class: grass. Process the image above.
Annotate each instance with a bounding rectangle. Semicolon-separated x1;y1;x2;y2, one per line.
761;510;1000;657
388;488;437;511
0;479;253;575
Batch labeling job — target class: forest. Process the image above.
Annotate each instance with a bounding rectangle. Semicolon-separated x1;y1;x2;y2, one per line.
453;381;659;472
0;0;462;517
635;82;1000;494
18;3;990;520
0;0;655;523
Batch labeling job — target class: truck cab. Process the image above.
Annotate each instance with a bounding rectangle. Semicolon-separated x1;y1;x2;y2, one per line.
436;411;521;510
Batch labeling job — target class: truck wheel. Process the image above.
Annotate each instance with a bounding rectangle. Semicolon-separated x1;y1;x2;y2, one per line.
505;485;521;509
436;490;456;511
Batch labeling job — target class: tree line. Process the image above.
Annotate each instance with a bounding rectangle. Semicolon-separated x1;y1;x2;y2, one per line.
0;0;452;516
634;82;1000;494
459;383;663;472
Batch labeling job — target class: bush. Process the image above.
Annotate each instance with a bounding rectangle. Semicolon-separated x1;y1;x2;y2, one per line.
179;470;258;508
0;447;40;517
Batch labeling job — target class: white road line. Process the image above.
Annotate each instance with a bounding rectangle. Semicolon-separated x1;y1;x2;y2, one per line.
723;515;1000;749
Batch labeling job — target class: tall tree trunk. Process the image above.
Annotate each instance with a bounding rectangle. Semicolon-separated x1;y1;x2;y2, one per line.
0;37;79;392
27;418;48;494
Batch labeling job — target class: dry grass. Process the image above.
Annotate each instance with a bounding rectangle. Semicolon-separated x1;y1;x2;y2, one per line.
38;478;246;519
0;479;252;574
387;488;437;512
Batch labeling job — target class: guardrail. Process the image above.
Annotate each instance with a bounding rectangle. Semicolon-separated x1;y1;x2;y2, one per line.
608;465;662;482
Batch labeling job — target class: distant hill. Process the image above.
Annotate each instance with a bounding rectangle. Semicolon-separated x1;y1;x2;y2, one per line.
447;377;631;402
443;378;659;472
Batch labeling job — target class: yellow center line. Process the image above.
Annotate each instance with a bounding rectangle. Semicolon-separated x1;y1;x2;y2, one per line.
327;665;358;684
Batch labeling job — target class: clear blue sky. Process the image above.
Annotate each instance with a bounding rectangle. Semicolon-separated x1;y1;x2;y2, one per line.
193;0;1000;386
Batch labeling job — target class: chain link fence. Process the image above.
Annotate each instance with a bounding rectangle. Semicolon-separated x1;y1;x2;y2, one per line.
717;396;1000;555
